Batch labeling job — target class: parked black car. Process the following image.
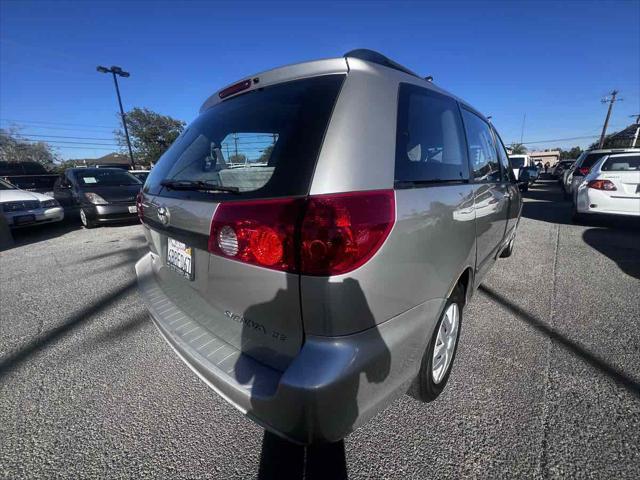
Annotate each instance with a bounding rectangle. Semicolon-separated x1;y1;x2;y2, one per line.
53;168;142;228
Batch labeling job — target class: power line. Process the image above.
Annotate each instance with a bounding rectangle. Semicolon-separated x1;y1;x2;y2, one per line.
520;134;600;145
49;145;116;151
0;118;116;129
12;133;116;141
18;139;119;146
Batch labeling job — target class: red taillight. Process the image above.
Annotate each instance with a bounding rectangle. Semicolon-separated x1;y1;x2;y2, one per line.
209;197;305;272
136;191;144;221
218;79;252;99
208;190;395;276
587;179;617;191
300;191;395;275
578;167;590;175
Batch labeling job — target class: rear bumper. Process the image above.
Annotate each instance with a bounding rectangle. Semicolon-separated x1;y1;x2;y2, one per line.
136;252;442;444
576;188;640;216
6;207;64;227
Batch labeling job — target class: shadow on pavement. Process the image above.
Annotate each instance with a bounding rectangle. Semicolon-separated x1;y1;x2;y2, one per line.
4;218;83;250
258;431;348;480
0;279;137;379
583;228;640;280
520;180;573;225
479;284;640;399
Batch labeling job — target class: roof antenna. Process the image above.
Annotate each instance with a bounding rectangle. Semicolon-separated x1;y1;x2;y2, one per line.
425;75;433;82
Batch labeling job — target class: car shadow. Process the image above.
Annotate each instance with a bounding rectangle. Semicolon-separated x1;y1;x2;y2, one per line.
479;284;640;399
234;272;390;479
520;180;574;225
2;218;83;251
582;228;640;280
0;278;137;379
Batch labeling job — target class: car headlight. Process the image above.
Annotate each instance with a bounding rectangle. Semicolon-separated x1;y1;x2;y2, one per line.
40;199;60;208
83;192;109;205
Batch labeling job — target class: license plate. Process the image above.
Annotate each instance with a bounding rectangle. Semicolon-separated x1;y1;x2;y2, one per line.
167;238;194;280
14;214;35;225
128;205;137;214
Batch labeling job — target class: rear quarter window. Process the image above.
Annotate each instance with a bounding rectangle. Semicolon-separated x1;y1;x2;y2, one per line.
395;84;469;185
145;74;345;201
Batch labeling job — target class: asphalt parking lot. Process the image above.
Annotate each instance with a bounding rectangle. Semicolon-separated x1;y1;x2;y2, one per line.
1;178;639;479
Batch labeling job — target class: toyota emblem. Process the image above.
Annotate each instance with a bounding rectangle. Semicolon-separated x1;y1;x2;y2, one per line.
157;206;170;226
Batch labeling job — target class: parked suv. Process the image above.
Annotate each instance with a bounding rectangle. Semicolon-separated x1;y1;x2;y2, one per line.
135;50;522;444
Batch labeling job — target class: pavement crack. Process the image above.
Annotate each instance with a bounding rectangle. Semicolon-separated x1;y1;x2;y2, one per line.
535;221;561;479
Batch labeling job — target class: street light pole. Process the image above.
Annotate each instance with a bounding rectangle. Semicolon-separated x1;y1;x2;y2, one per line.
97;65;135;168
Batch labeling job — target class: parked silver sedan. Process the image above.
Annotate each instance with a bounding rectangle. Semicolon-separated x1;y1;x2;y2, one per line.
0;178;64;227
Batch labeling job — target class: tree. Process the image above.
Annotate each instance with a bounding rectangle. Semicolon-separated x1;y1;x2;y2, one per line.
0;128;58;169
558;146;583;160
116;108;185;166
509;143;527;154
257;144;274;163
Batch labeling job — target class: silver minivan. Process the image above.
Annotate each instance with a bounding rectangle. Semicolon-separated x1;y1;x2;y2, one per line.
135;49;522;444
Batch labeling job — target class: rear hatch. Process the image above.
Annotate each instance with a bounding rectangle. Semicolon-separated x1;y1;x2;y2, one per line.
140;74;345;371
598;154;640;206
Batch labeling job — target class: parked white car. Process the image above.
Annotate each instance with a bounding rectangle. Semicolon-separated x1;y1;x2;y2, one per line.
0;178;64;227
573;152;640;221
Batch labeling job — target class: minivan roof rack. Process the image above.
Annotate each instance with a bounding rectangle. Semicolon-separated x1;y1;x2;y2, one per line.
344;49;421;79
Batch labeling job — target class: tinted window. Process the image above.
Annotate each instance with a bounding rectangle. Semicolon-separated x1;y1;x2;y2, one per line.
461;109;501;182
509;157;526;169
602;155;640;171
74;169;141;186
145;75;345;200
395;84;469;184
494;130;516;182
0;178;16;190
580;152;607;170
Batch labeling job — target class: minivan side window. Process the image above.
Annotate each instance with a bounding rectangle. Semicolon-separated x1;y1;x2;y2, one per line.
395;84;469;184
461;109;501;183
493;128;517;183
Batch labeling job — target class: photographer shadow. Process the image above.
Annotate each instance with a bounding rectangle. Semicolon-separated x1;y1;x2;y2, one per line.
234;275;391;479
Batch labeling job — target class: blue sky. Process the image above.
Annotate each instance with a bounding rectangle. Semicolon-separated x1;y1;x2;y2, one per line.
1;0;639;160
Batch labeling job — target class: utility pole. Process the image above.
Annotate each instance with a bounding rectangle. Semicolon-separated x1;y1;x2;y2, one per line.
598;90;622;149
520;113;526;144
96;65;135;168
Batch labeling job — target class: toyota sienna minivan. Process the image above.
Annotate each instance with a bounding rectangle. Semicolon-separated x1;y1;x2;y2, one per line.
135;49;522;444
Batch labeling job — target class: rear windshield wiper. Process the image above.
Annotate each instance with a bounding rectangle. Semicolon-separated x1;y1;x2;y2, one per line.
160;179;240;194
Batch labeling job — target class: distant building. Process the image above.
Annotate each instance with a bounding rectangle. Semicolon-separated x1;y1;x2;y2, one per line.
528;150;560;166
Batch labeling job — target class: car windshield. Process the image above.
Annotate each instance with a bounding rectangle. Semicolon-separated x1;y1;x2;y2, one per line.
510;157;526;168
0;179;17;190
74;169;141;186
602;155;640;171
145;74;345;200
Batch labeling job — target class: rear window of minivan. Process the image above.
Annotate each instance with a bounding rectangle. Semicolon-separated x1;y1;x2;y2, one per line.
145;74;345;200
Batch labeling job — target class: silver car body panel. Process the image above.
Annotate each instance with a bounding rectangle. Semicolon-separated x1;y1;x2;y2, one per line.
136;52;521;444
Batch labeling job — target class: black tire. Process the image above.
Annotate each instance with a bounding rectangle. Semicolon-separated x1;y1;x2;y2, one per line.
416;284;464;402
571;204;583;224
80;208;96;229
500;236;515;258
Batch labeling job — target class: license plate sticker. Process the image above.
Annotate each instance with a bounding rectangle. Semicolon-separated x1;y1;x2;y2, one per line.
128;205;137;214
167;238;194;280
